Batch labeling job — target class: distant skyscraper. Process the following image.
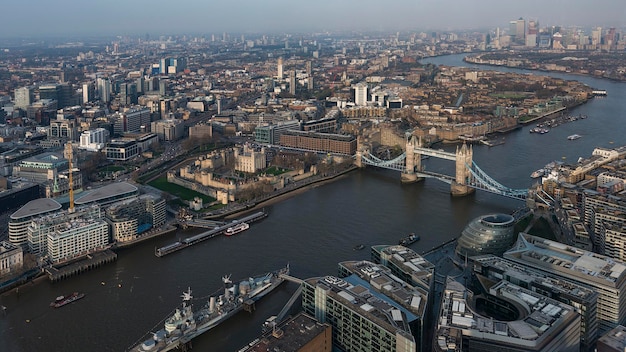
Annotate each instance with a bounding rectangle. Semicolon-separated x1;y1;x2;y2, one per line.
14;86;34;109
97;77;111;103
289;70;296;95
82;82;95;105
509;18;525;43
277;57;283;80
119;82;137;106
353;83;368;106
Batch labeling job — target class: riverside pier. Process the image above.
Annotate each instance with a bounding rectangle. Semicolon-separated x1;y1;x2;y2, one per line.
155;211;267;257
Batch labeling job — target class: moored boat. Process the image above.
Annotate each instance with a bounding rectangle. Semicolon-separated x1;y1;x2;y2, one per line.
50;292;85;308
530;169;545;178
399;233;419;246
224;222;250;236
129;266;289;352
567;134;581;140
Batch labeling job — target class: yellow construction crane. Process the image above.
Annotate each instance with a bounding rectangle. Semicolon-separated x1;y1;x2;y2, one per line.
65;142;75;212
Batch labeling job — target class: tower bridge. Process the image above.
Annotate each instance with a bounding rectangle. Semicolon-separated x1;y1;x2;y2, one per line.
355;135;528;201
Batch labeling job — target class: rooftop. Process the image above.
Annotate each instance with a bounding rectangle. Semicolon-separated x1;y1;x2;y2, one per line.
504;233;626;287
597;325;626;351
339;260;428;318
10;198;62;220
74;182;138;205
240;313;330;352
305;274;418;336
436;278;578;349
472;255;597;301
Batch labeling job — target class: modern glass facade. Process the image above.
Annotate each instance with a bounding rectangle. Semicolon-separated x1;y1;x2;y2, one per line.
455;213;516;260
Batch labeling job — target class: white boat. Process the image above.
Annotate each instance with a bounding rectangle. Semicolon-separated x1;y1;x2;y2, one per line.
224;222;249;236
530;169;545;178
567;134;581;140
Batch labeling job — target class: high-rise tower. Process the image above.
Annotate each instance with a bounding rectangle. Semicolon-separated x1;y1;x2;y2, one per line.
277;57;284;80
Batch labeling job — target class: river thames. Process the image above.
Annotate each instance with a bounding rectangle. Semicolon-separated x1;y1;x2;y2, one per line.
1;54;625;351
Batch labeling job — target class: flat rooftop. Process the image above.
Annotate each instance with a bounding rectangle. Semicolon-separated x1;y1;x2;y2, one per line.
504;233;626;287
339;260;428;317
472;255;597;301
240;313;330;352
305;274;418;336
10;198;62;220
437;278;577;347
597;325;626;351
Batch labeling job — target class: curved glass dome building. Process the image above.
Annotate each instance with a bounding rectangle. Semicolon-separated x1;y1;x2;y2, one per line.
455;213;516;260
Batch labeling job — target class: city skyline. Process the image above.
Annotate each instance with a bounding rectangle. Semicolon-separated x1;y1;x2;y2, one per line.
2;0;625;38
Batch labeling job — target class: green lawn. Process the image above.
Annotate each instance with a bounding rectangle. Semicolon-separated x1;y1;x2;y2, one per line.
148;177;216;203
264;166;288;176
103;165;126;172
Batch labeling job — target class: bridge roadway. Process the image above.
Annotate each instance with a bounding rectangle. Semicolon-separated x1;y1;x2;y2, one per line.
413;147;456;161
155;211;267;257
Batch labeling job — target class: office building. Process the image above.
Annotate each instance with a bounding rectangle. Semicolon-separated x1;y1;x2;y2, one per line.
151;119;185;141
27;204;107;261
112;107;151;135
597;325;626;352
509;18;526;44
0;241;23;277
473;254;599;351
26;99;57;124
302;275;418;352
353;83;368;106
79;128;110;152
74;181;139;207
253;120;301;145
104;139;139;161
240;313;332;352
49;116;78;140
582;192;626;255
119;82;138;106
338;260;428;351
159;57;186;75
455;213;516;260
302;117;337;133
14;86;35;109
188;123;213;140
289;70;296;95
0;180;41;213
371;245;435;292
97;77;111;103
504;233;626;334
105;193;166;243
82;82;95;104
279;130;357;155
277;57;284;79
434;278;580;352
39;83;72;108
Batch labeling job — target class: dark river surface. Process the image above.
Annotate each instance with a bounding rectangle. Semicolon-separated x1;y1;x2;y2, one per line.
1;53;625;351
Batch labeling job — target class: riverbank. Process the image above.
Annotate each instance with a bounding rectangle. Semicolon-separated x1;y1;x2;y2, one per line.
207;165;359;220
463;54;625;84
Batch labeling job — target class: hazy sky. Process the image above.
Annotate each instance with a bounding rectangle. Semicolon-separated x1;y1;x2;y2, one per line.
2;0;625;38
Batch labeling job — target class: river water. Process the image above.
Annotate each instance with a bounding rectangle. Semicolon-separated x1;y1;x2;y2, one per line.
1;54;625;352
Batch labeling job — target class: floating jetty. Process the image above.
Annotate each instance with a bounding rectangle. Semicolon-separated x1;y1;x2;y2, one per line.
480;138;505;147
155;211;267;257
46;250;118;282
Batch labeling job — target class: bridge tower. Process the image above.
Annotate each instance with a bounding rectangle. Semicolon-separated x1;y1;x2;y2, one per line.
401;134;423;184
354;136;364;168
451;143;475;196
